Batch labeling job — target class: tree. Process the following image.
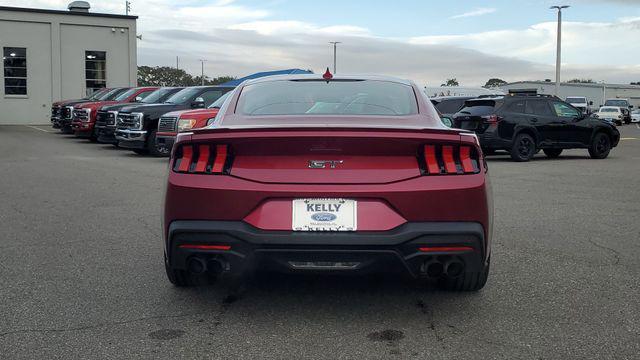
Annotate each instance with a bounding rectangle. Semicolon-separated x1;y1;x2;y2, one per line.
630;81;640;85
137;66;197;86
483;78;507;88
567;78;595;84
440;78;459;86
137;66;235;86
193;75;236;86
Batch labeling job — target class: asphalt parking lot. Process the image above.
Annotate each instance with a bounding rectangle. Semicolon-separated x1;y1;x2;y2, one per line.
1;124;639;359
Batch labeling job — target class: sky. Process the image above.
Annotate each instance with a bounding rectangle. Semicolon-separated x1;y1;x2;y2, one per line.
3;0;640;86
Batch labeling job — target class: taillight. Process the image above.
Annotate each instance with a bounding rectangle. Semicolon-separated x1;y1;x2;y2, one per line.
482;114;499;125
421;144;480;175
173;144;231;174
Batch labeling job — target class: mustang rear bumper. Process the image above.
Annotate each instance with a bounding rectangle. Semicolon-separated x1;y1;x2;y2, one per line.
165;220;487;278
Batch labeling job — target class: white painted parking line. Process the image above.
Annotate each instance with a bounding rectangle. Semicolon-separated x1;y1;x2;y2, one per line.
25;125;54;133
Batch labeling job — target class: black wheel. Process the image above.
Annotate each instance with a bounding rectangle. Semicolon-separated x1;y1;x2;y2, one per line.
439;257;490;291
147;129;170;157
509;133;536;162
165;261;194;287
588;132;611;159
543;149;563;158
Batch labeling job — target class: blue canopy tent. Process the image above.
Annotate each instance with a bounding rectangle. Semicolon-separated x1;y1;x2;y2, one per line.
221;68;312;87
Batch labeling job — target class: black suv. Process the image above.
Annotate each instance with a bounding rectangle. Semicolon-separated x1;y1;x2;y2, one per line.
431;96;477;117
452;94;620;161
115;86;234;156
95;87;183;144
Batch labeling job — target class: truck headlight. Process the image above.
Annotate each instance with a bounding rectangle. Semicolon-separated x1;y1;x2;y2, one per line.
82;108;92;121
177;119;197;132
132;112;144;130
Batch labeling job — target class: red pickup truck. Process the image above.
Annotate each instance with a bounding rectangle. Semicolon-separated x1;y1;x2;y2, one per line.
71;87;158;141
156;92;230;153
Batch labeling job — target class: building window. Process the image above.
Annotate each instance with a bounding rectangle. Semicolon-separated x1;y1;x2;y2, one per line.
3;47;27;95
85;51;106;96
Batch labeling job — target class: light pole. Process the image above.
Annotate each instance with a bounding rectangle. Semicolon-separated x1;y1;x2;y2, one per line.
599;80;606;107
329;41;341;73
199;59;207;86
550;5;569;96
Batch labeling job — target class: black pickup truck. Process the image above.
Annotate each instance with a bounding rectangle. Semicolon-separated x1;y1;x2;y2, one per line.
115;86;234;156
95;87;183;144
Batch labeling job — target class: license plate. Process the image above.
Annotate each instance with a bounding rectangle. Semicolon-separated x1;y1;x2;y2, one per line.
292;198;357;231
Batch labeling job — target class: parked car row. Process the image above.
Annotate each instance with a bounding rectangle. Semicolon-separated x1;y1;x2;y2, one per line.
432;93;620;162
50;85;234;156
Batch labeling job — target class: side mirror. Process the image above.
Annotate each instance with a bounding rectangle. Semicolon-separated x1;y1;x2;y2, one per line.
440;116;453;127
134;96;142;102
191;97;205;108
589;101;593;106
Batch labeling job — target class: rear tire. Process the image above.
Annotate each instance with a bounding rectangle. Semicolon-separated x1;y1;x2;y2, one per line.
509;133;536;162
588;132;611;159
543;149;563;158
165;262;194;287
439;257;490;292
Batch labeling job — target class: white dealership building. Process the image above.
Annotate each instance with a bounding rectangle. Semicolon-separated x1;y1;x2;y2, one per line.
500;81;640;110
0;2;137;125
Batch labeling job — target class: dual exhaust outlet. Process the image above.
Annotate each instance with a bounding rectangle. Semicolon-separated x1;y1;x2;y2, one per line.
187;256;229;275
421;257;465;278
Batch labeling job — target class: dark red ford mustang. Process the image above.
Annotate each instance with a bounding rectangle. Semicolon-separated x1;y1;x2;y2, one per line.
163;74;492;291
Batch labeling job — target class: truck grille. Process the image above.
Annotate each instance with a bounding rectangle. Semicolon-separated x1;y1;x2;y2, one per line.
73;109;88;122
158;116;177;132
116;113;139;130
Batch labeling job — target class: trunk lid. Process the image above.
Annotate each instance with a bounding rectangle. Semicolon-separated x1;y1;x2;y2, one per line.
185;128;465;185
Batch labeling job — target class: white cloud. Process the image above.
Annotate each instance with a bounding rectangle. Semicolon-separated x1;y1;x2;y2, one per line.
449;7;496;19
410;18;640;66
229;21;370;36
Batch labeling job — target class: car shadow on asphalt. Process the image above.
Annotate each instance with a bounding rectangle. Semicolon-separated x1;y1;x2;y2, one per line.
174;272;482;312
486;154;591;162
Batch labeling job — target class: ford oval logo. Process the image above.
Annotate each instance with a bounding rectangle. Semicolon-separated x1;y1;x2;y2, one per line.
311;212;337;222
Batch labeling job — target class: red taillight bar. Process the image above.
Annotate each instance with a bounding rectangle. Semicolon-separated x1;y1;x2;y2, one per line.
178;244;231;251
173;144;230;174
177;145;193;172
418;246;474;252
211;144;228;173
442;145;457;174
459;146;474;173
194;144;210;173
423;145;440;174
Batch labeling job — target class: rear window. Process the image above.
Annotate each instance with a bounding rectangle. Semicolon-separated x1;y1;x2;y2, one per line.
434;99;465;114
237;80;418;116
604;100;628;107
456;100;499;116
600;107;618;113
